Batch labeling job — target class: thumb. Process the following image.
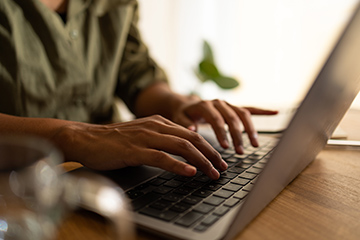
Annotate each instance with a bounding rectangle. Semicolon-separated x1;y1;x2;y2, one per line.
187;124;197;132
174;114;197;131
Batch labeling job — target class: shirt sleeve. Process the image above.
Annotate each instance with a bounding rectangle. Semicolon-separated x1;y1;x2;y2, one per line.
115;4;169;114
0;7;21;116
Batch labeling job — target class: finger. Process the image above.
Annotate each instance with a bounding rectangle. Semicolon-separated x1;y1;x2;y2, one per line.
187;101;229;149
117;115;227;173
213;100;244;154
231;106;259;147
139;149;198;177
178;129;227;171
172;112;198;132
160;127;228;172
244;107;279;115
145;133;222;179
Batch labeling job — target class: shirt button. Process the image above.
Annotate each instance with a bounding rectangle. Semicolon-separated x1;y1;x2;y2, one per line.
69;29;79;40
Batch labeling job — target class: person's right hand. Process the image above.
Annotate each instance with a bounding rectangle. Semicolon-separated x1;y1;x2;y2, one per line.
53;115;227;179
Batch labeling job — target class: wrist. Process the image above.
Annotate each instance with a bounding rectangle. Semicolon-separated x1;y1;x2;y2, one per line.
167;93;200;121
48;121;85;163
134;82;201;121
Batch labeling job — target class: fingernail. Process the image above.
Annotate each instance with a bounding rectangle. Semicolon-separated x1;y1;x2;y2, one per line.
211;168;220;179
236;145;244;154
223;139;229;149
252;133;259;147
221;160;228;170
188;125;196;131
184;165;196;176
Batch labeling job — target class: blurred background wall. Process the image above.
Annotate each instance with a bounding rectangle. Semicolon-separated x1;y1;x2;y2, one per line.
137;0;360;110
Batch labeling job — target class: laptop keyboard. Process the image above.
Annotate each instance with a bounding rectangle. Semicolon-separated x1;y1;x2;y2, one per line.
126;135;277;232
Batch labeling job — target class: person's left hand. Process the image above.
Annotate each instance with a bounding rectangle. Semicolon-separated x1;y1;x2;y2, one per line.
171;99;278;154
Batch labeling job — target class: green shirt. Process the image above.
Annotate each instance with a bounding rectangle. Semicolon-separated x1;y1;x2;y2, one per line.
0;0;168;123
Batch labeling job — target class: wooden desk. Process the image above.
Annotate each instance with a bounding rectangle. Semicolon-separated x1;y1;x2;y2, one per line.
56;109;360;240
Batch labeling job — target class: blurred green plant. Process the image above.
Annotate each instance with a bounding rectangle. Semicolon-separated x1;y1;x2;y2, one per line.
194;40;240;89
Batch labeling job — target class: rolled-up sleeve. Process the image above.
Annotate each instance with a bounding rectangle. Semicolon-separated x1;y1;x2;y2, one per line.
115;5;168;113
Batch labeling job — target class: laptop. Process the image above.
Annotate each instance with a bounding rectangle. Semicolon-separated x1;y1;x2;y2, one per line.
102;3;360;240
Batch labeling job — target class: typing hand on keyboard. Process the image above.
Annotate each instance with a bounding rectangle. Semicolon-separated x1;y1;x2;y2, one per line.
127;135;277;231
68;115;227;179
170;99;278;154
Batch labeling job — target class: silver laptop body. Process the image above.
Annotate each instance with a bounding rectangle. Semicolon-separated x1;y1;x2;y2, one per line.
105;3;360;240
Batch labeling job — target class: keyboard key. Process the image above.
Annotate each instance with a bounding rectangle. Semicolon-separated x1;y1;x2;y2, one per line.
233;154;248;160
134;183;150;191
150;200;172;210
159;172;177;180
222;183;242;192
126;190;144;199
192;189;213;198
174;176;193;182
224;161;237;167
225;157;239;163
248;154;263;161
213;177;230;185
227;167;246;174
242;183;254;192
162;193;184;202
221;153;233;159
203;183;222;191
242;158;256;164
184;181;204;189
238;172;257;180
153;186;173;194
140;207;178;221
213;206;229;216
243;149;255;155
175;211;203;227
231;178;250;186
193;203;215;214
149;178;166;186
233;190;248;199
253;162;266;169
170;203;192;213
201;215;219;226
256;149;271;155
214;189;234;199
132;192;161;211
236;162;252;169
224;198;240;207
251;177;259;184
173;186;194;195
182;196;202;205
220;172;237;179
194;224;208;232
259;158;268;164
204;196;225;206
246;167;262;174
195;175;212;183
164;180;183;188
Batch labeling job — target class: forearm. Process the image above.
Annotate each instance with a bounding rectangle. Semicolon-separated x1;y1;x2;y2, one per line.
0;113;80;160
134;82;199;119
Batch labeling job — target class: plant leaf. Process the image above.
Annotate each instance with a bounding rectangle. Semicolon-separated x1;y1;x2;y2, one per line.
203;40;214;63
199;60;220;79
213;76;239;89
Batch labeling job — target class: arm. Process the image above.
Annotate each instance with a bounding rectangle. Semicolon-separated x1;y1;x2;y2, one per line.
134;82;278;154
114;6;277;153
0;3;225;179
0;113;226;179
134;82;197;119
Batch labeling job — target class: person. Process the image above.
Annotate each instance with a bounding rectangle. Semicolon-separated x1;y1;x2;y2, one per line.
0;0;277;180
